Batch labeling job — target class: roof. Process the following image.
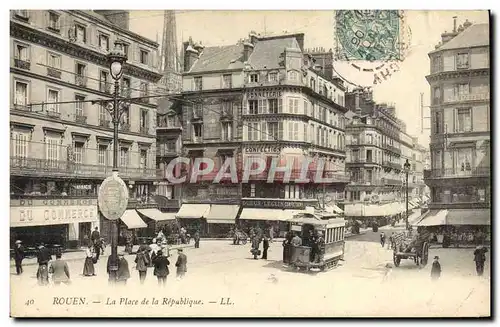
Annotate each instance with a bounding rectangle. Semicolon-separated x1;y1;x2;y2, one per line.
248;37;301;70
188;44;245;73
431;24;489;54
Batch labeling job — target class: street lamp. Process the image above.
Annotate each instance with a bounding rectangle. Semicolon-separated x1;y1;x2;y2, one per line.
403;159;411;230
106;40;127;283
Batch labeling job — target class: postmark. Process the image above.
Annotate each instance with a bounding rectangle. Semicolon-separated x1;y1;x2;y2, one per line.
333;10;412;88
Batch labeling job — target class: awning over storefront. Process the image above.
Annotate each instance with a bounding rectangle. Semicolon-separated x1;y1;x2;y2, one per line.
176;204;210;219
137;209;177;221
120;210;147;229
206;205;239;224
416;210;448;226
446;209;490;226
239;208;287;221
280;209;304;221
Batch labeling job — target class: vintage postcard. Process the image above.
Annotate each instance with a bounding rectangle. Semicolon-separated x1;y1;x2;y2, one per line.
9;9;491;318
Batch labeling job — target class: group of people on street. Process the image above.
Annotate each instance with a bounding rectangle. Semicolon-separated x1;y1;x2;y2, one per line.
281;230;325;265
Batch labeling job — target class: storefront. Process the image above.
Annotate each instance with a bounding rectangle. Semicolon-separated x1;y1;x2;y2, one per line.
10;197;99;249
205;205;239;238
176;204;210;236
136;208;177;238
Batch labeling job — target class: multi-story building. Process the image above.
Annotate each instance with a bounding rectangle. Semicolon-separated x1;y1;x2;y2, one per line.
343;88;423;222
164;32;350;236
422;19;490;230
411;137;430;201
10;10;163;248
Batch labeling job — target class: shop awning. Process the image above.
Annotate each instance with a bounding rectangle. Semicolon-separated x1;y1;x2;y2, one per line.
176;204;210;219
446;209;490;226
137;209;177;221
280;209;304;221
206;205;239;224
416;210;448;226
120;210;147;229
239;208;287;221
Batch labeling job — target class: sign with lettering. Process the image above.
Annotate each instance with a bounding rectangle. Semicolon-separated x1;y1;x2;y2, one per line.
242;199;305;210
247;89;283;99
244;146;282;154
10;205;98;228
98;173;129;221
11;198;97;207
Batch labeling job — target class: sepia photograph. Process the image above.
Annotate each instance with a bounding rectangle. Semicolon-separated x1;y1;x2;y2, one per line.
7;6;491;318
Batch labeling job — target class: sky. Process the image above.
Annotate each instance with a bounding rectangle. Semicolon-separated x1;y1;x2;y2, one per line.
129;10;490;147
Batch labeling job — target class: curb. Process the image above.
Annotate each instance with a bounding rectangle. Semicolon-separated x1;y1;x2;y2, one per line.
10;244;193;268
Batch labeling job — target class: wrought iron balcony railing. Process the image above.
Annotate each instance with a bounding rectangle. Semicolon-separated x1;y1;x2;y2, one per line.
425;167;490;178
75;115;87;124
444;92;490;104
47;67;61;79
75;75;87;87
14;58;30;70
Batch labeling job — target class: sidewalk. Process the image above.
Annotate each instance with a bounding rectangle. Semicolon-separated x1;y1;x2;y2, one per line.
10;243;193;267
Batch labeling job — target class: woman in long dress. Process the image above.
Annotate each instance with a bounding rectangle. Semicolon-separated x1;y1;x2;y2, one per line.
83;244;96;276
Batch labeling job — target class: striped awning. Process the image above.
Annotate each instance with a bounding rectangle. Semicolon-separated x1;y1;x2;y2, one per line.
239;208;288;221
416;210;448;226
206;205;239;224
137;209;177;221
120;210;147;229
176;204;210;219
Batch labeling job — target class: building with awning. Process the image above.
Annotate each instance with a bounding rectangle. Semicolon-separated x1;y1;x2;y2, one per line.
239;208;287;221
205;205;240;237
176;204;210;219
137;208;177;222
416;209;490;226
120;210;148;229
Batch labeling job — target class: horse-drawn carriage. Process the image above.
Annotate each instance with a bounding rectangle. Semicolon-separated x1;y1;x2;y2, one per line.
288;213;346;272
392;230;430;267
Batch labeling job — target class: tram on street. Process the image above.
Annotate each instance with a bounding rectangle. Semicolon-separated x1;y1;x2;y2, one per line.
287;213;346;272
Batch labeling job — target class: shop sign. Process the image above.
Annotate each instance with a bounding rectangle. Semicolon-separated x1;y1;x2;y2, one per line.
244;146;282;154
98;173;129;221
11;198;97;207
10;205;98;228
73;184;92;190
242;199;305;210
247;89;282;99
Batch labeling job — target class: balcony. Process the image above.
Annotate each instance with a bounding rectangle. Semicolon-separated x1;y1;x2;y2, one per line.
75;115;87;124
120;123;130;132
382;144;401;154
157;144;179;157
444;92;490;104
46;110;61;119
47;67;61;79
157;120;182;131
346;158;378;165
14;58;30;70
382;161;401;170
99;120;110;128
140;126;149;135
75;75;87;87
425;167;490;179
100;83;112;94
10;157;161;180
192;136;203;143
381;177;402;185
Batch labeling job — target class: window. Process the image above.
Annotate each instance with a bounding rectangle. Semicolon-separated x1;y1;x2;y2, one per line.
304;101;309;116
248;100;258;114
432;55;442;72
222;101;232;116
73;142;84;164
76;63;86;77
75;24;86;43
99;105;108;125
288;71;298;81
250;184;256;197
120;147;129;167
47;53;61;68
268;122;279;140
122;77;131;96
140;150;147;169
258;99;267;113
432;86;441;105
194;77;203;91
434;112;441;134
99;33;109;51
456;108;472;132
15;44;29;61
268;99;279;114
140;82;148;97
222;122;232;141
454;83;469;98
140;109;148;129
98;145;107;166
250;74;258;83
99;71;109;92
75;95;85;117
46;137;60;162
48;12;60;31
222;74;232;88
456;53;469;70
121;43;130;58
455;148;472;173
288;98;299;113
14;81;28;106
140;50;149;64
268;72;278;82
193;124;203;138
11;131;29;158
47;89;59;113
352;149;360;161
285;185;301;199
288;122;299;141
247;122;259;141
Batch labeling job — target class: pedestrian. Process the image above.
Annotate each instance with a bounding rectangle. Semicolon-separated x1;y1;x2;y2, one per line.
251;235;261;260
431;256;441;280
135;249;150;285
473;245;488;276
175;248;187;280
83;244;96;277
36;243;51;286
91;227;100;247
262;236;270;260
150;238;160;262
49;252;70;286
291;232;302;247
13;240;24;275
153;250;170;287
315;231;325;263
93;238;102;262
388;233;394;250
116;253;130;286
194;231;200;249
380;232;386;248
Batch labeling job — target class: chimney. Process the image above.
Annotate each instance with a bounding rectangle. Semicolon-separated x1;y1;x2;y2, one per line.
243;40;254;62
453;16;458;33
463;19;472;29
441;17;460;44
249;31;259;45
183;38;199;72
194;42;204;54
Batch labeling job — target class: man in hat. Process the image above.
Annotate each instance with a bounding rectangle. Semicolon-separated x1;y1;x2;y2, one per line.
175;248;187;280
36;243;52;286
13;240;25;275
49;252;71;286
116;252;130;286
473;245;488;276
431;256;441;280
91;227;100;247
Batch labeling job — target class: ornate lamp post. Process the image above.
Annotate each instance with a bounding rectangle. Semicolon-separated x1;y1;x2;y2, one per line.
404;159;411;230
